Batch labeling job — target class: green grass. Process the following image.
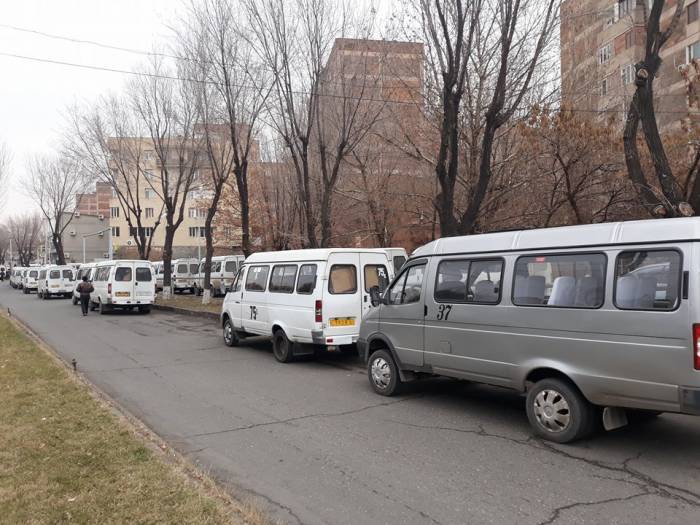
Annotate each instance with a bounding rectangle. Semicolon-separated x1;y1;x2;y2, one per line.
156;293;223;314
0;314;260;524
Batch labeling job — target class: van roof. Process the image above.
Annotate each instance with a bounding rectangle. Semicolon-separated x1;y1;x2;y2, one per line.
94;259;153;266
412;217;700;258
245;248;392;264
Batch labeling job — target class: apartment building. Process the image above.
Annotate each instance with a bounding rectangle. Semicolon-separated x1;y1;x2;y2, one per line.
76;181;112;218
561;0;700;129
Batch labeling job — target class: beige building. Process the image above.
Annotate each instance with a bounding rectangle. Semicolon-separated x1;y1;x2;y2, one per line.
561;0;699;129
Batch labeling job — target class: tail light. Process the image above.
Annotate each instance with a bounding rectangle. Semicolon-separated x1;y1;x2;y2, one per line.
315;300;322;323
694;325;700;370
108;283;112;295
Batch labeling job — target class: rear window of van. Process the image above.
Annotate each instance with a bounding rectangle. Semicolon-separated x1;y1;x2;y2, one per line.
329;265;357;294
63;269;74;280
136;267;152;282
115;267;132;282
29;270;38;278
177;264;188;274
49;270;60;279
190;263;199;274
225;261;237;273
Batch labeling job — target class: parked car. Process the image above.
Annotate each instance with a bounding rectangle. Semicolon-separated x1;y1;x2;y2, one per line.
37;265;76;299
359;217;700;443
89;260;156;314
194;255;245;296
72;262;98;305
22;267;40;294
221;248;394;362
10;267;25;289
171;258;199;294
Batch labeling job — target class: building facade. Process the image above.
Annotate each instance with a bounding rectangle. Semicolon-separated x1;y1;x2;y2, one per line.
561;0;700;129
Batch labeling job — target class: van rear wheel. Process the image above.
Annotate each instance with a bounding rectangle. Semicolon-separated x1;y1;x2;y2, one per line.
99;300;110;315
272;329;294;363
368;349;402;396
526;378;596;443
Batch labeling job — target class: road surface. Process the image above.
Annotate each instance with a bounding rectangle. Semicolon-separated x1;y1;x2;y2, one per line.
2;283;700;524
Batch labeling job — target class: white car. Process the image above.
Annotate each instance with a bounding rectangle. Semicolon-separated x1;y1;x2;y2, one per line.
37;266;76;299
90;260;156;314
221;248;394;362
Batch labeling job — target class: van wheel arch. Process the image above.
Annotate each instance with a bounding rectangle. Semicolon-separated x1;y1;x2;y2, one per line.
524;368;591;402
366;336;415;382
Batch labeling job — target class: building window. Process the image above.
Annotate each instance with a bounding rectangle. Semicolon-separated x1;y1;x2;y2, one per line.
111;188;117;198
689;2;699;24
111;226;120;237
188;226;206;238
223;226;233;238
188;207;196;218
143;150;153;161
688;41;700;63
598;43;612;65
110;206;120;218
145;188;154;199
624;30;634;49
145;207;154;218
601;78;609;96
621;64;635;85
188;207;206;218
618;0;633;18
144;169;154;179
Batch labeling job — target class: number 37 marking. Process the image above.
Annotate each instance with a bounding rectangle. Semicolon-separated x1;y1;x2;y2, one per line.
437;304;452;321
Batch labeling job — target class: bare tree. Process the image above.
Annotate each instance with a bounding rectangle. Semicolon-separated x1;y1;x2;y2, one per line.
130;57;203;298
24;155;89;265
623;0;691;217
0;140;10;209
7;214;43;266
246;0;381;247
413;0;559;236
176;0;269;302
67;96;164;259
0;223;10;265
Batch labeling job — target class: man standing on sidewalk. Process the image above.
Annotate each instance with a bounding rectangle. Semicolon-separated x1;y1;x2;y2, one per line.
76;275;94;316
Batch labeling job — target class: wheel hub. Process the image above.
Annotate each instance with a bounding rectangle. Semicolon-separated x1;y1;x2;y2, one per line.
533;389;571;433
370;357;391;389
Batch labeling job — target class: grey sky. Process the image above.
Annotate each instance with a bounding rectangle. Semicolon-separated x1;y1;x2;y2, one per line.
0;0;176;220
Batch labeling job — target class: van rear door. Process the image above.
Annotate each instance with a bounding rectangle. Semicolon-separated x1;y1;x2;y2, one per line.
112;263;135;303
323;253;362;342
134;263;155;303
360;253;392;318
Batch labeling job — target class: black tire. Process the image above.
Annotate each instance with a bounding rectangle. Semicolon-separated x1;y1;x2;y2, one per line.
23;287;28;294
43;292;49;300
272;329;294;363
367;348;402;396
99;300;109;315
72;296;78;305
223;318;240;347
138;305;151;314
90;301;97;311
526;378;596;443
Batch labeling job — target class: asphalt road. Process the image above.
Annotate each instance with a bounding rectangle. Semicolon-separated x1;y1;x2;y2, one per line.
2;283;700;525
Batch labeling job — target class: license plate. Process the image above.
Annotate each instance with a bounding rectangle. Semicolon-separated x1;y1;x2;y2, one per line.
115;291;130;297
330;317;355;327
51;284;59;288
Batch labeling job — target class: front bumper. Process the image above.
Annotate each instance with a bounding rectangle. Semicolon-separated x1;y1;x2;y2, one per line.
680;386;700;415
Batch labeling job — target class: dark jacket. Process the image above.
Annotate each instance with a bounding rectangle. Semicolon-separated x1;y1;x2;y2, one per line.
77;282;94;296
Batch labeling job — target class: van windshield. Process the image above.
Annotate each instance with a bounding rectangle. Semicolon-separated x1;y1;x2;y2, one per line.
49;270;60;279
115;267;132;282
62;269;74;280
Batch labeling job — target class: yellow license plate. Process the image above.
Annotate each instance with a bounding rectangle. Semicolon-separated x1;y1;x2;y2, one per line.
330;318;355;327
51;284;60;288
115;292;130;297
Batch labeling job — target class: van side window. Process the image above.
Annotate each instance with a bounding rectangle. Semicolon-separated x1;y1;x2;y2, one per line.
513;253;606;308
296;264;317;294
115;267;132;282
614;250;681;311
225;261;237;273
245;265;269;292
435;259;503;304
329;265;357;294
364;265;389;293
189;263;199;274
269;265;298;293
136;267;152;282
232;266;245;292
388;264;425;305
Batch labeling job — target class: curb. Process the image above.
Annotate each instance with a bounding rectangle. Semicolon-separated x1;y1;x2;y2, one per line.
152;303;219;321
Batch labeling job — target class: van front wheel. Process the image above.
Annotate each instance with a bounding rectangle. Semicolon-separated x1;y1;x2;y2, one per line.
272;329;294;363
223;318;240;347
368;349;402;396
526;378;596;443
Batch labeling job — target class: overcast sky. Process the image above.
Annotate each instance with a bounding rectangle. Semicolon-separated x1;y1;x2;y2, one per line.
0;0;180;220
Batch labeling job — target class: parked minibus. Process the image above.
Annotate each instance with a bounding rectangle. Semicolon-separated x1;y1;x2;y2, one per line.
377;248;408;273
153;261;164;291
359;218;700;443
221;249;394;362
22;267;40;294
194;255;245;296
171;258;199;294
10;267;25;289
89;260;156;314
37;265;75;299
72;262;98;305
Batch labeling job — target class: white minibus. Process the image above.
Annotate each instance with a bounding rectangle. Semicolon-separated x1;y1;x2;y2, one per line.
22;267;40;294
37;266;76;299
171;258;199;294
10;267;26;289
194;255;245;296
72;262;98;305
90;260;156;314
153;261;164;291
220;249;393;362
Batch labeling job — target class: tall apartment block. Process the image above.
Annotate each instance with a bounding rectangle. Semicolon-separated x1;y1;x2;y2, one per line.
561;0;700;129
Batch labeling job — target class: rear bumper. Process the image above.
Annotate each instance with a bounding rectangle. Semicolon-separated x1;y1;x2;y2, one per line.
680;386;700;415
310;330;356;346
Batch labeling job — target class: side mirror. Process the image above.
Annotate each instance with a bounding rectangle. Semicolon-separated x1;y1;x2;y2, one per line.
369;286;382;307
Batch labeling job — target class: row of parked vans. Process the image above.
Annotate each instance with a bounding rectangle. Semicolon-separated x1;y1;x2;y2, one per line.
216;219;700;443
152;255;246;296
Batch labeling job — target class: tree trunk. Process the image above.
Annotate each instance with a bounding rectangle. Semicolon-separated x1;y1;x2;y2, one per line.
162;223;175;300
435;94;460;237
52;231;66;265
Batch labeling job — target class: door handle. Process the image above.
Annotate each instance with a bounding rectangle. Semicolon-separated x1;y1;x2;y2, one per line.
364;295;368;302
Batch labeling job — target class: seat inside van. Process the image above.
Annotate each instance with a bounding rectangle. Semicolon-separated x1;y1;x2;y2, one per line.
514;275;546;305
